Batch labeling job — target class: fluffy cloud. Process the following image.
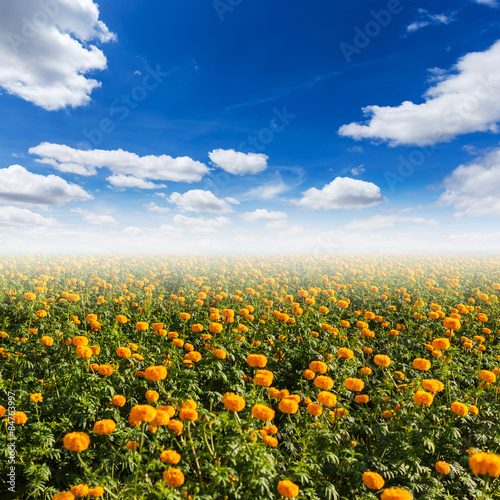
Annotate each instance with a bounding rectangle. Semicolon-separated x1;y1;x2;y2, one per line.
240;209;288;222
244;180;290;200
144;202;171;213
473;0;498;6
168;190;233;213
209;149;268;175
173;214;231;233
71;208;118;226
438;147;500;216
0;164;92;207
29;143;209;183
0;205;60;226
0;0;114;110
340;215;439;231
107;175;166;190
294;177;386;210
338;40;500;146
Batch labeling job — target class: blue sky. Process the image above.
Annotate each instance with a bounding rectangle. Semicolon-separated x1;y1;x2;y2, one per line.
1;0;500;253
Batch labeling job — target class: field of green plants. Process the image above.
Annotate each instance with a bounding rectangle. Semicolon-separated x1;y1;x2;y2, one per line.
0;255;499;500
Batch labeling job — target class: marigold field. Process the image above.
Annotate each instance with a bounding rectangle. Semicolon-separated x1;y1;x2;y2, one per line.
1;255;500;500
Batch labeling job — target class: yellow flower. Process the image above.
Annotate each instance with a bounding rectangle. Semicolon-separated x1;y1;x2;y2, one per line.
179;408;198;422
413;390;434;406
222;392;246;412
380;487;412;500
435;461;450;474
30;393;43;403
309;360;328;373
344;378;364;392
251;404;275;421
129;405;157;423
135;322;149;331
451;401;468;416
254;369;274;387
337;348;354;359
314;375;334;390
160;450;181;464
12;411;28;424
116;347;132;358
112;395;126;407
277;480;300;498
306;403;323;416
362;471;385;490
373;354;391;367
432;338;450;350
412;358;431;371
421;379;444;393
144;365;167;381
479;370;496;383
247;354;268;367
317;391;337;407
70;484;89;498
145;390;159;402
41;336;54;346
278;398;299;414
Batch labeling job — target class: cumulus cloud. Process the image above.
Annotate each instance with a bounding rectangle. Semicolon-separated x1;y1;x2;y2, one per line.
472;0;498;6
122;226;143;236
294;177;386;210
0;164;92;207
29;143;209;183
209;149;268;175
172;214;231;233
240;209;288;222
0;0;114;110
107;175;166;190
406;10;455;33
438;147;500;216
0;205;60;226
168;190;233;213
340;215;439;231
71;208;118;226
338;40;500;146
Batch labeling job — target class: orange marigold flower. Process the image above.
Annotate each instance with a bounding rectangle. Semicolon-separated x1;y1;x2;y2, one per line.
432;338;450;350
72;336;88;347
314;375;334;390
309;360;328;373
421;379;444;393
362;471;385;490
93;419;116;435
129;405;157;423
163;467;185;487
247;354;268;368
41;336;54;346
52;493;75;500
112;395;126;407
97;364;113;376
355;395;370;404
160;450;181;464
413;390;434;406
277;480;300;498
88;486;104;498
167;419;184;435
116;347;131;358
380;487;412;500
145;390;159;402
278;398;299;414
144;365;167;381
63;432;90;452
374;354;391;367
179;408;198;422
30;393;43;403
135;322;149;331
435;461;450;474
12;411;28;424
469;452;500;477
480;370;496;383
213;349;226;359
254;369;274;387
337;348;354;359
70;484;89;498
222;392;246;412
307;403;323;416
412;358;431;371
251;404;275;421
317;391;337;407
344;378;364;392
451;401;468;416
443;317;461;330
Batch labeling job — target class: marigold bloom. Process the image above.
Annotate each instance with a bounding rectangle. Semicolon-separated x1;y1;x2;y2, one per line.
145;390;159;402
163;467;185;487
129;405;157;423
303;369;315;380
307;403;323;416
93;419;116;435
254;369;274;387
126;440;139;450
63;432;90;452
480;370;496;383
88;486;104;498
337;347;354;359
116;347;131;358
222;392;246;412
309;360;328;373
344;378;364;392
167;419;184;435
469;452;500;477
469;405;479;415
209;322;223;333
0;406;6;418
72;336;89;347
317;391;337;407
277;480;300;498
213;349;226;359
144;365;167;381
337;300;349;309
421;379;444;393
278;398;299;414
314;375;334;390
251;404;275;421
191;323;204;333
30;393;43;403
360;367;372;375
435;461;450;474
432;338;450;350
179;408;198;422
160;449;181;464
412;358;431;371
71;484;89;497
24;292;36;301
443;317;461;330
355;395;369;404
394;371;404;381
12;411;28;424
185;351;202;362
247;354;268;367
97;364;113;376
135;322;149;331
52;493;75;500
451;401;468;416
75;346;92;359
116;315;128;324
362;471;385;490
374;354;391;367
380;487;412;500
179;312;191;320
112;395;126;407
413;390;434;406
41;336;54;346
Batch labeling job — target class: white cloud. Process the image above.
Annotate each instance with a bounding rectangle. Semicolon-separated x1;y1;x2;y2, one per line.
340;215;439;231
0;206;60;226
240;209;288;223
338;40;500;146
209;149;268;175
472;0;498;6
168;190;233;213
406;10;455;33
243;179;290;200
225;197;240;205
346;165;365;176
144;202;170;213
29;143;209;183
0;164;92;207
438;147;500;216
294;177;387;210
107;175;166;190
122;226;143;236
0;0;114;110
71;208;118;226
172;214;231;233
